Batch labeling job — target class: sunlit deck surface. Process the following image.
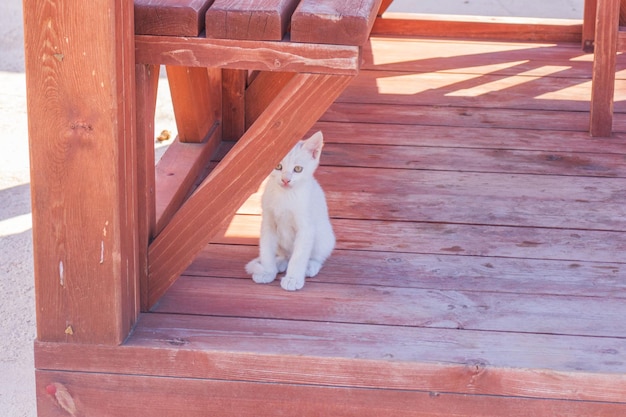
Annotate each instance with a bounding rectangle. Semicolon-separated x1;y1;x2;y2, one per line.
140;35;626;412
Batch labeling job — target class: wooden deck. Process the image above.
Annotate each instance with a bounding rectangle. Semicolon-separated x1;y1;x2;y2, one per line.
36;36;626;414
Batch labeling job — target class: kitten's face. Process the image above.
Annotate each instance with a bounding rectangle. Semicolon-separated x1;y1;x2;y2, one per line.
270;131;324;189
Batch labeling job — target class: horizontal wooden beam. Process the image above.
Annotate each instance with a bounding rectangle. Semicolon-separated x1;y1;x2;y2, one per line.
135;35;360;75
372;13;583;43
35;315;626;404
36;369;626;416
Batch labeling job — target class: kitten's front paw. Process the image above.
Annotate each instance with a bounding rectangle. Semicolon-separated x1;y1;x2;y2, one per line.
246;259;277;284
253;271;277;284
281;275;305;291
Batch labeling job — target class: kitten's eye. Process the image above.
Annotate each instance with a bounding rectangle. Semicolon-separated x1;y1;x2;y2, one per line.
294;166;303;173
275;164;283;171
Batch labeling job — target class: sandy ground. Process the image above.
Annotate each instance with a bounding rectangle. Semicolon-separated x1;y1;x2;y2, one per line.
0;1;584;415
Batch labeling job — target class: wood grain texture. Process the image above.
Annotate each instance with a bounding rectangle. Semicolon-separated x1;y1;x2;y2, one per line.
134;0;215;36
362;37;626;78
582;0;598;51
221;69;247;140
135;35;360;75
218;215;625;263
154;132;221;235
187;244;624;298
377;0;393;16
372;13;583;43
322;102;626;133
35;315;626;403
590;0;620;136
36;370;626;417
135;63;160;311
166;66;222;143
147;73;354;308
24;0;139;344
245;71;297;129
339;70;626;113
291;0;383;45
157;274;626;338
205;0;300;40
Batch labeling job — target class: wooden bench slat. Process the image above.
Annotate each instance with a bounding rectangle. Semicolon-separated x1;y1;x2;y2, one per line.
291;0;383;45
205;0;301;41
135;0;216;36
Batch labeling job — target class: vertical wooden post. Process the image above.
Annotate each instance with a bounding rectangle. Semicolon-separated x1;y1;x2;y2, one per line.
582;0;598;52
222;69;248;140
23;0;139;344
136;64;160;311
590;0;620;137
166;66;222;143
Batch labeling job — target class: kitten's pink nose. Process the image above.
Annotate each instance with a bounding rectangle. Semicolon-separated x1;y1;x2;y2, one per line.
281;178;291;186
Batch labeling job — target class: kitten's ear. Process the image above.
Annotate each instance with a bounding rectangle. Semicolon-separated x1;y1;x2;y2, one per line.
302;131;324;160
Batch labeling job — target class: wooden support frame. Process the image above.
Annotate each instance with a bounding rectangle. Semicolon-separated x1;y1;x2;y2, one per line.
146;73;354;308
590;0;621;137
24;0;139;344
166;66;222;143
221;69;248;140
135;63;160;311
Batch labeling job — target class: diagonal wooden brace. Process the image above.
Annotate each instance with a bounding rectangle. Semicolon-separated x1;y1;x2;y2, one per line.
146;72;354;308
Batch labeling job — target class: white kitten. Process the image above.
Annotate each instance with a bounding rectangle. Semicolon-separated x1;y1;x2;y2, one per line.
245;131;335;291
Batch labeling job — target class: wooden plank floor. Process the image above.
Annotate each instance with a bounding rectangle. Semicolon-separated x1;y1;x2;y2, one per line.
143;36;626;412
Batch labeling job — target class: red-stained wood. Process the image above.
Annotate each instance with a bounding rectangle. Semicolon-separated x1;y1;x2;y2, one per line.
218;215;625;263
377;0;394;16
187;245;624;298
135;63;160;310
134;0;215;36
147;73;354;308
154;132;221;234
237;166;626;229
29;14;626;416
583;0;598;51
36;370;626;417
322;143;626;178
135;35;360;75
157;275;626;338
166;66;222;143
339;70;626;113
205;0;300;40
372;13;583;43
313;121;626;154
245;71;297;129
35;314;626;403
24;0;139;344
323;102;626;133
621;0;626;25
291;0;383;45
362;37;626;77
221;69;247;140
590;0;620;136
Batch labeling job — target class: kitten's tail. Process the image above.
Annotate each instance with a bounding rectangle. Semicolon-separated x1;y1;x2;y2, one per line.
245;258;263;276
